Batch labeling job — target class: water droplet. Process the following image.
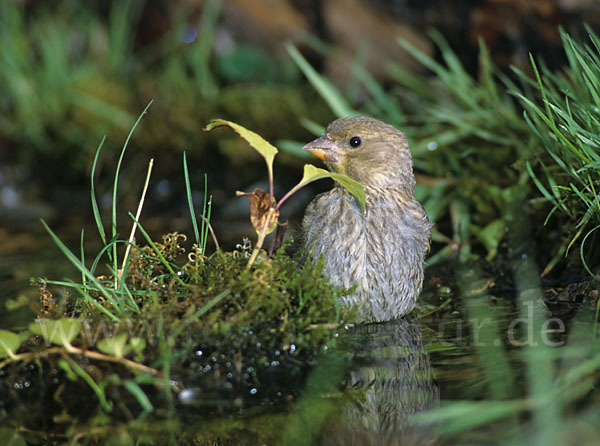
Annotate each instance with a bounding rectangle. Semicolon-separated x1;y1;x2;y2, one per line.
249;387;258;395
270;360;280;367
179;388;195;402
289;344;296;353
274;350;280;356
427;141;438;151
256;342;261;348
195;350;203;356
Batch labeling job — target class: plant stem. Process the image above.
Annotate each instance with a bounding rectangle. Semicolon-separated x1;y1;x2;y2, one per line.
246;207;275;269
0;345;160;376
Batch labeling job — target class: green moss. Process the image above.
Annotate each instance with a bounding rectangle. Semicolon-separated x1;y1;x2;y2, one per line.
0;232;351;442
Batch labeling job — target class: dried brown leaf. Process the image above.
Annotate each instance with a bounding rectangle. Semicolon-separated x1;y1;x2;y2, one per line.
236;188;279;234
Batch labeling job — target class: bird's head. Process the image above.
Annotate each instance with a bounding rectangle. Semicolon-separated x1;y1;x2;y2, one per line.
303;116;415;192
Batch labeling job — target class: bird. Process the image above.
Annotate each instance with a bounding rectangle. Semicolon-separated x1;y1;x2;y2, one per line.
302;116;430;322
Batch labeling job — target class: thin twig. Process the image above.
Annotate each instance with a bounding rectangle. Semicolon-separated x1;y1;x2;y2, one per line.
201;215;220;251
0;344;160;376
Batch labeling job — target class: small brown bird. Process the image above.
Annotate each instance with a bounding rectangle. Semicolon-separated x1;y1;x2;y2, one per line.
302;116;430;322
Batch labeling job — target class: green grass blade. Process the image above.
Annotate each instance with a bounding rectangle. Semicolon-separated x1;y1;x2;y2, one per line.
80;229;86;286
106;264;140;314
124;380;154;415
112;100;153;277
352;63;403;124
91;135;107;247
191;0;222;97
183;151;200;245
526;161;557;205
414;401;524;435
285;41;355;118
580;224;600;281
41;219;121;321
90;235;120;276
67;358;112;412
107;0;143;70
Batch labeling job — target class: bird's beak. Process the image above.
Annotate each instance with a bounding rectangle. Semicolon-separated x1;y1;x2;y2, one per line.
303;136;340;162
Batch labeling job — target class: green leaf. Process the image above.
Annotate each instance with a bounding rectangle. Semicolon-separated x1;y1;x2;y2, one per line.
29;318;81;347
128;337;146;354
97;332;129;358
204;119;278;184
300;165;366;213
127;337;146;362
277;164;366;214
0;330;22;359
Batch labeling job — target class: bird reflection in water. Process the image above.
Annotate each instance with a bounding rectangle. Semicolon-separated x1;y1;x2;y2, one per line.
324;317;439;445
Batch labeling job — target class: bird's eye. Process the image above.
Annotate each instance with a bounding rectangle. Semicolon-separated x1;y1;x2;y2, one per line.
349;136;362;148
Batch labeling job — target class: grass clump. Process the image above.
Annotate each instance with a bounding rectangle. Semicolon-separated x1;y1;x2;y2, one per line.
512;26;600;274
